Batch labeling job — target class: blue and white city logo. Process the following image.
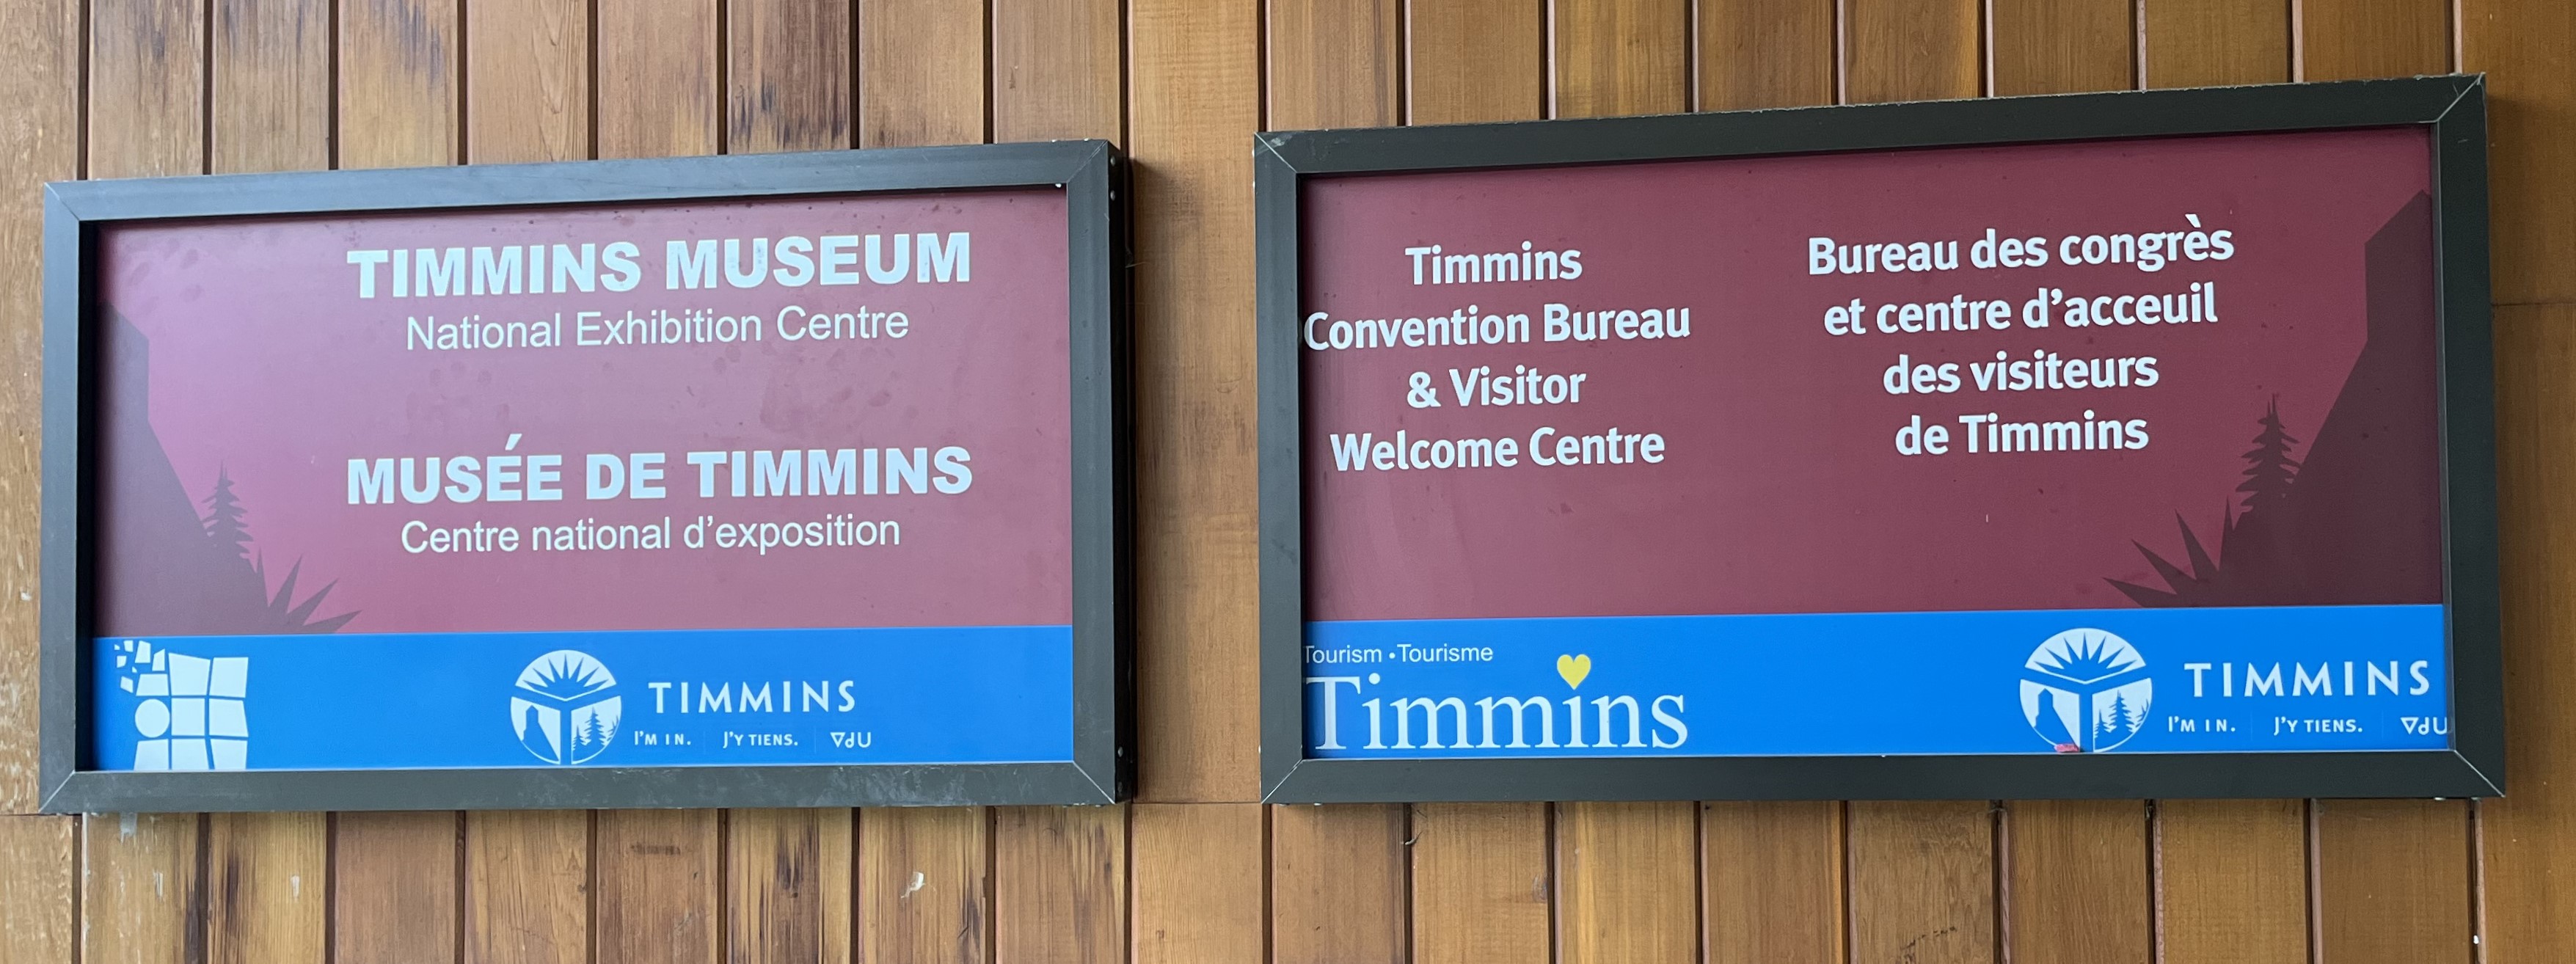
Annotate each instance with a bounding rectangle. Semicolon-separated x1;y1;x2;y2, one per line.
2019;629;2153;753
511;650;622;765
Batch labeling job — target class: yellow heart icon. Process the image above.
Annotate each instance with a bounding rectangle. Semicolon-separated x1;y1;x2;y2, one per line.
1556;654;1591;690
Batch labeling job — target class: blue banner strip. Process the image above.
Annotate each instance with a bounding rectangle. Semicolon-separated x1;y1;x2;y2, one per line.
1303;605;2450;759
90;625;1074;771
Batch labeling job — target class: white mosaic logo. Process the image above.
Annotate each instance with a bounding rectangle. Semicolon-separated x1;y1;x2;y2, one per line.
511;650;621;765
114;640;250;770
2019;628;2153;753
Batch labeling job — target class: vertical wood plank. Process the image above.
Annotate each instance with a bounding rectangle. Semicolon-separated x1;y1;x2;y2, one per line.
1408;0;1542;124
856;807;989;964
206;813;326;964
2299;0;2450;80
1131;803;1264;964
1268;0;1398;130
1552;0;1690;117
0;0;80;817
2004;800;2147;964
337;0;460;167
1842;0;1980;103
1696;0;1834;110
2140;0;2290;88
333;812;458;964
464;811;589;964
991;0;1122;143
90;0;208;178
84;813;204;964
1847;801;1993;964
1412;803;1549;964
2134;14;2304;964
2462;0;2576;304
464;0;588;161
728;808;854;964
1272;805;1405;964
2313;800;2472;963
2156;800;2307;964
0;816;76;963
210;0;328;173
595;810;719;964
993;806;1125;964
596;0;718;158
1128;0;1261;804
859;0;985;147
1989;0;2134;95
1399;5;1544;959
1704;800;1840;964
2483;306;2576;963
1557;801;1697;964
727;0;854;153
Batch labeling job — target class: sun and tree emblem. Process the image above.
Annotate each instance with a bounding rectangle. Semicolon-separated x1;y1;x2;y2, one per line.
2020;629;2153;753
511;651;621;765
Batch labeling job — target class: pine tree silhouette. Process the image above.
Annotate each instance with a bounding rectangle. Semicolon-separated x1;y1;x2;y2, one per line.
581;712;608;754
2238;395;2302;511
2124;693;2148;734
201;467;252;560
2106;692;2134;745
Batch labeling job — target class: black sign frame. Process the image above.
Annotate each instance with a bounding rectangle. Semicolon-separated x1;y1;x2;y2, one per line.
40;141;1132;812
1256;76;2501;803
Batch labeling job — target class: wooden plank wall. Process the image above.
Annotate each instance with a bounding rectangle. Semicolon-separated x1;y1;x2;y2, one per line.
1;0;2573;960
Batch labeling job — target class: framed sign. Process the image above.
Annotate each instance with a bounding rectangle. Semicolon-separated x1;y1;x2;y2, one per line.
40;142;1129;811
1258;76;2498;802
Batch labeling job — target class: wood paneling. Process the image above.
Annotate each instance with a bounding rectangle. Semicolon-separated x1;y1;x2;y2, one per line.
1991;0;2134;95
2313;800;2473;964
464;811;589;964
1843;0;1980;103
91;0;207;177
596;0;717;158
1704;800;1840;964
860;0;985;147
728;808;855;964
211;0;329;172
1411;803;1550;964
1269;0;1399;130
2157;800;2308;964
1697;0;1834;110
1128;0;1262;804
2004;800;2148;964
84;813;204;964
15;0;2576;962
2142;0;2291;87
993;0;1123;142
207;813;326;964
1847;802;1993;964
0;0;80;817
1552;0;1690;117
1557;801;1697;964
1409;0;1543;124
994;806;1125;963
856;807;989;964
332;813;458;964
2299;0;2450;80
726;0;853;152
0;817;76;963
2464;0;2576;304
2484;305;2576;964
337;0;460;167
594;810;719;964
1272;806;1406;964
1131;804;1264;964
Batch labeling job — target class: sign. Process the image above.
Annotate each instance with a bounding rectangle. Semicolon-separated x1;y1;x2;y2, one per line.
1258;78;2501;802
40;142;1128;811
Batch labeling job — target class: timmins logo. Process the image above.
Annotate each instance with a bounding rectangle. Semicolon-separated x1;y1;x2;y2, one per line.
1306;652;1688;753
512;650;623;765
2019;629;2153;753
